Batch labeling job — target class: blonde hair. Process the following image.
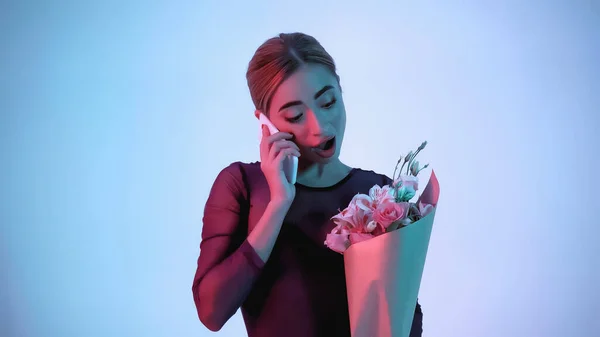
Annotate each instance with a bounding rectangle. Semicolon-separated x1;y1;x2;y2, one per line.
246;32;341;115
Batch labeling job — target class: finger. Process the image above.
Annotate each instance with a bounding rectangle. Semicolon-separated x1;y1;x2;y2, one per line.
268;140;283;161
267;132;294;144
269;139;296;159
274;148;301;168
276;139;300;152
260;143;268;162
278;147;301;160
260;131;269;159
260;126;274;157
287;140;300;152
282;141;300;154
262;130;290;153
288;148;301;157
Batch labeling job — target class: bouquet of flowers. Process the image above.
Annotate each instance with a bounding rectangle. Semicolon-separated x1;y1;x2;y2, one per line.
324;141;440;337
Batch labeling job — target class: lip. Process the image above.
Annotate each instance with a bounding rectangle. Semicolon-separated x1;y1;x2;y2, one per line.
311;135;335;148
311;136;336;158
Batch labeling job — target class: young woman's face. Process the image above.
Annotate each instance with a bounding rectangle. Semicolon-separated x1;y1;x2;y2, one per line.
264;64;346;164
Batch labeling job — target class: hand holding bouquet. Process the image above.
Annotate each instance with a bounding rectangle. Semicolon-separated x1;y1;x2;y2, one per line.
325;141;440;337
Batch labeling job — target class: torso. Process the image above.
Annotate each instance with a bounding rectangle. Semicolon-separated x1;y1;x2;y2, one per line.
239;162;391;337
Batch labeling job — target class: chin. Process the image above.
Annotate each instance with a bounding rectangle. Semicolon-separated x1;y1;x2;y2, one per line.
310;149;340;164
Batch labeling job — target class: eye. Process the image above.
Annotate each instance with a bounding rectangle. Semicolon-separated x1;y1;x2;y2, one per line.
323;98;337;109
286;114;303;123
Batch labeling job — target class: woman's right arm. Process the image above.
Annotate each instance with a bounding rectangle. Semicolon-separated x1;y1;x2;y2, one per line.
193;127;299;332
191;164;292;332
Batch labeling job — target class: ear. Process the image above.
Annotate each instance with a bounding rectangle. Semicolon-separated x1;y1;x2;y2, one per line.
254;110;261;120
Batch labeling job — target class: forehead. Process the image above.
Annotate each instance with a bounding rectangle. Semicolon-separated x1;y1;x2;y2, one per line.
270;64;337;108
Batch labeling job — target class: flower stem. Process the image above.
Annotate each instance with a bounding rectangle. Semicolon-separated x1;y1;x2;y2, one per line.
392;158;402;183
400;152;411;175
407;147;423;175
416;163;429;176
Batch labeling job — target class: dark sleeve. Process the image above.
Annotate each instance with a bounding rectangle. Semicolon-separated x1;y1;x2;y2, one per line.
191;163;265;332
382;173;424;337
381;174;393;186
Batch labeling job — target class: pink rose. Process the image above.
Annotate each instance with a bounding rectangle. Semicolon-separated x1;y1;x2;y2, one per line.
373;201;409;228
369;185;395;205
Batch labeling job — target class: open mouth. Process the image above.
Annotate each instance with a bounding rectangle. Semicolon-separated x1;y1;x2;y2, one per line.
312;136;336;158
316;137;335;151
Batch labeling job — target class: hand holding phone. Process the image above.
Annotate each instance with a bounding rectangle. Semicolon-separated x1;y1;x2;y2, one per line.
258;113;299;185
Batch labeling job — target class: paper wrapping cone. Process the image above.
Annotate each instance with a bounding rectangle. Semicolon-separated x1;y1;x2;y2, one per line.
344;171;440;337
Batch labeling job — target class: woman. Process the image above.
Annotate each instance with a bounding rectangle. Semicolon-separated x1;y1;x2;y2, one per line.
192;32;423;337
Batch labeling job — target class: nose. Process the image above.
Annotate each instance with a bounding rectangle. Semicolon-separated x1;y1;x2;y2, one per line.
306;110;330;137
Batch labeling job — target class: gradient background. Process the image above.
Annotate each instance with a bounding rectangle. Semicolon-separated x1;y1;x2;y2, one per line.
2;1;599;336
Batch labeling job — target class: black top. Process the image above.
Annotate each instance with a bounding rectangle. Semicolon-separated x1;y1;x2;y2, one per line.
192;161;423;336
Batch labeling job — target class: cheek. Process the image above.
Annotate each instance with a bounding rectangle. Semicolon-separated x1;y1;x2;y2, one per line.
334;106;346;133
339;112;346;128
291;130;312;149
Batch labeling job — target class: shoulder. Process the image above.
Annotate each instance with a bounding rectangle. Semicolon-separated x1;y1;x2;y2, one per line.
213;161;262;192
209;161;263;197
217;161;262;180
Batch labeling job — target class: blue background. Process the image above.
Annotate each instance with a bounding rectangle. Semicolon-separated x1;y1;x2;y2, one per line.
2;1;599;336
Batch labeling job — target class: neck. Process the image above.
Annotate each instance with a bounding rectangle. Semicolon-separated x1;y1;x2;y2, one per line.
296;158;352;187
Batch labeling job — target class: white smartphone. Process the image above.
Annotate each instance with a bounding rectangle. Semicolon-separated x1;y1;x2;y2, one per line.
258;112;298;184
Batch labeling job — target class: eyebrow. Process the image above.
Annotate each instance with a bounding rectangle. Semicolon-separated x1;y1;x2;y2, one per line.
278;85;334;113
